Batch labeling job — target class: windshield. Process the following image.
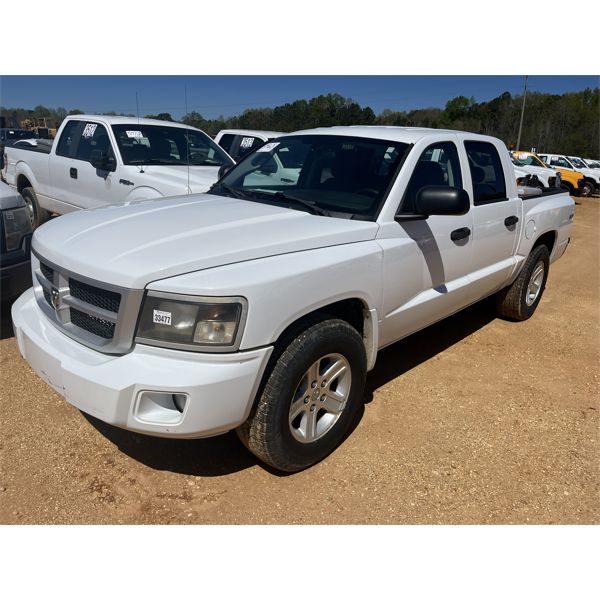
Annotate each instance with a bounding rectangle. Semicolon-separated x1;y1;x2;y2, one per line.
213;134;409;220
512;153;547;168
568;157;586;169
111;124;233;167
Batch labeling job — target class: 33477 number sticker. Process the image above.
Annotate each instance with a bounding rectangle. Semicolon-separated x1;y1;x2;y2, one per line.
153;309;172;325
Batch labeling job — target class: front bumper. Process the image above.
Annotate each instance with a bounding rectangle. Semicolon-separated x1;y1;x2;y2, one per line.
11;288;272;438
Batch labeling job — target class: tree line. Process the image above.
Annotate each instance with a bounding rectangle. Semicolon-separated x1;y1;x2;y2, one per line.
1;87;598;156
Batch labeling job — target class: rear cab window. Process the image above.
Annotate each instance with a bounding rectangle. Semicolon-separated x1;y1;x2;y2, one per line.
464;141;507;205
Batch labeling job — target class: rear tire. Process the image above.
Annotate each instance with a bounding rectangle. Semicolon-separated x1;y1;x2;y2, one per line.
21;187;49;229
237;318;367;472
496;245;550;321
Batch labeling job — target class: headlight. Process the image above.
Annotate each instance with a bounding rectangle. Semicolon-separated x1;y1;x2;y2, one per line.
3;206;32;251
136;292;247;352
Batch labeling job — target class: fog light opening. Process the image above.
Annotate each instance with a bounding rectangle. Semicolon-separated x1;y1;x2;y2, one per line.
172;393;187;413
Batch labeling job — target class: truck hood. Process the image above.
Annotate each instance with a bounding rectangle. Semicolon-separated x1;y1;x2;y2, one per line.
126;165;221;195
33;193;379;289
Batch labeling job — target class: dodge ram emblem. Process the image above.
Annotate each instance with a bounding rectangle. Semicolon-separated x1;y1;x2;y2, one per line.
50;288;60;311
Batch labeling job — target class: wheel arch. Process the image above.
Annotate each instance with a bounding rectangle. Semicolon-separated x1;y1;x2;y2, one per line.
270;297;378;372
16;173;33;193
532;230;557;256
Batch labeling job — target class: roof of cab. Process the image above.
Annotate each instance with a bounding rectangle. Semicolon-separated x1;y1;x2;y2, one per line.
65;115;203;131
216;129;285;138
280;125;502;145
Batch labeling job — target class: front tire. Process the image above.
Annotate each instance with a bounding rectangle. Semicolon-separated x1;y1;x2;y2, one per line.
237;318;367;472
496;245;550;321
21;187;49;229
560;182;574;196
579;181;593;197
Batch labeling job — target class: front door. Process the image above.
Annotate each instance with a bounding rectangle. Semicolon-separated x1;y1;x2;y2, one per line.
379;139;475;346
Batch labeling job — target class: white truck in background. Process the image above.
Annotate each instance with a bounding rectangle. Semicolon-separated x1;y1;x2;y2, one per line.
214;129;284;162
509;155;560;189
538;153;600;196
12;126;574;472
1;115;234;228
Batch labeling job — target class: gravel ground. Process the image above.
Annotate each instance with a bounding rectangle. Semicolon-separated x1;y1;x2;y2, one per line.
0;197;598;524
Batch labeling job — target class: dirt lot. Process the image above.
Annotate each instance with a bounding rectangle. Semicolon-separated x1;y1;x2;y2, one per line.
1;198;598;525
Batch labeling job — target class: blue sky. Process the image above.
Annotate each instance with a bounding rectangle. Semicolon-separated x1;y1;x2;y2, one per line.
1;75;597;120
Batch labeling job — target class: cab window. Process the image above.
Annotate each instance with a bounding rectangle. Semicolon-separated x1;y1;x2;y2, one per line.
400;141;462;213
465;141;507;205
75;122;113;163
55;121;81;158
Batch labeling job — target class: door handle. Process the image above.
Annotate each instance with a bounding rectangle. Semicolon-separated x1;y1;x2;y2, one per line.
504;215;519;227
450;227;471;241
70;167;78;179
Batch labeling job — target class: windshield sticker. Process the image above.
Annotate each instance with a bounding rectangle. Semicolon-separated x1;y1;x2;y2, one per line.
82;123;98;138
153;309;172;326
240;137;255;149
126;130;144;139
257;142;280;153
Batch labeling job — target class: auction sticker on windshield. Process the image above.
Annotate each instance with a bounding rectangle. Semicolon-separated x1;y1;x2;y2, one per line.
153;310;172;325
257;142;279;153
126;130;144;139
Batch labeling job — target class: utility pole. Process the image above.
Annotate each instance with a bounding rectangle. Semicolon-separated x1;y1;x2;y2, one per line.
516;75;528;151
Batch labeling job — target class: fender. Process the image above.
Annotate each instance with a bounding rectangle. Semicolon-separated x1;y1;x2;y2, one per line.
125;186;164;203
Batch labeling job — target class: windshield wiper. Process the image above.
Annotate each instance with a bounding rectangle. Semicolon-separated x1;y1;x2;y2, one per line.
210;183;252;200
248;190;332;217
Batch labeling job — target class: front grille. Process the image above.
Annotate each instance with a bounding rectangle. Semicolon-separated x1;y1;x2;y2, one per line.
40;262;54;283
70;308;115;339
69;278;121;313
34;253;143;354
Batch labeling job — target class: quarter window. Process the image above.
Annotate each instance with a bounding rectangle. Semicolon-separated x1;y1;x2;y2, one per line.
464;141;507;205
218;133;236;154
55;120;80;158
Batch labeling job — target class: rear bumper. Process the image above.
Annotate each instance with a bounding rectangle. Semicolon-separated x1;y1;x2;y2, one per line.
12;288;272;439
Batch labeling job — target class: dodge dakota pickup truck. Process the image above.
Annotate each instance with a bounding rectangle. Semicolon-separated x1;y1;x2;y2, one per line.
11;126;574;472
1;115;234;228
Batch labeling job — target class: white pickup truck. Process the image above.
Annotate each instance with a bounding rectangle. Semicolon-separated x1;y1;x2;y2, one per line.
1;115;234;228
12;126;574;472
538;153;600;196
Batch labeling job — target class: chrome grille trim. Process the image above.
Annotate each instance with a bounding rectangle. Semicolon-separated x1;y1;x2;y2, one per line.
31;250;145;355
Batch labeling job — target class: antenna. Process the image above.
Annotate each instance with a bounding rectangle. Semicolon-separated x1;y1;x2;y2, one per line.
136;92;140;124
185;83;190;194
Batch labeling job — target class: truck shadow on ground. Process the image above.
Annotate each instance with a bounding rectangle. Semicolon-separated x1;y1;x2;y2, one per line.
84;296;499;478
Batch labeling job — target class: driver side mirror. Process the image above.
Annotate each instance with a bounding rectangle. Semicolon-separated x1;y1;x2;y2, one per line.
90;150;116;172
395;186;470;222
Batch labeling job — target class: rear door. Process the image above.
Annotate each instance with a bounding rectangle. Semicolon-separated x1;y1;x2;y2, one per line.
464;139;520;297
